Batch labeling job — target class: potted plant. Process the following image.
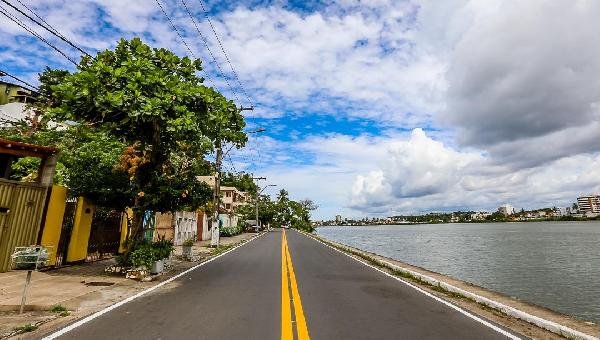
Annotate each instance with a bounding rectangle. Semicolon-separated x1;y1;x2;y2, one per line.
182;235;196;260
127;244;154;279
150;252;164;274
152;237;174;271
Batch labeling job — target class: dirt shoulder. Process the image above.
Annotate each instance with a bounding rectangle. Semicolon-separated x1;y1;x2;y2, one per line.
305;232;599;340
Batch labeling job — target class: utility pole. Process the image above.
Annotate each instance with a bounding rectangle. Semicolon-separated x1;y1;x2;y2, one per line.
252;177;266;231
211;141;223;247
210;107;257;246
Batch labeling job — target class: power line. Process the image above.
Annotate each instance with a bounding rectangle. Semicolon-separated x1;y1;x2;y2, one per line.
195;0;253;108
0;4;77;65
1;0;90;57
178;0;241;105
0;68;38;91
153;0;217;90
194;0;262;167
227;153;237;174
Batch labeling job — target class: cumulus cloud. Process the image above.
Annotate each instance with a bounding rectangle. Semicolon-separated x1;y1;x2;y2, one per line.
442;0;600;164
350;129;600;215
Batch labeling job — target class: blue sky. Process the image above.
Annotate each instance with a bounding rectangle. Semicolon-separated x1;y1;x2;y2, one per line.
3;0;600;219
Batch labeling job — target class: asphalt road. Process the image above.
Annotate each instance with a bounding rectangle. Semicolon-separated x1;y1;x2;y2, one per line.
45;229;522;340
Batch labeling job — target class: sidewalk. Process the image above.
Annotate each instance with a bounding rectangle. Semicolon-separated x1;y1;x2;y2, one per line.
0;232;258;339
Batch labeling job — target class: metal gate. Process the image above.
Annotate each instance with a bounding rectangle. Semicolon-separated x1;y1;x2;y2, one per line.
54;201;76;267
0;179;47;272
86;207;122;261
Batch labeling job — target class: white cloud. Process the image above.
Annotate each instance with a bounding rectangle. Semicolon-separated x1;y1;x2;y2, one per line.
4;0;600;219
350;129;600;216
441;0;600;158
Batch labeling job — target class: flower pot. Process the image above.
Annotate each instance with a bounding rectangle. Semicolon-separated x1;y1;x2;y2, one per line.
150;259;164;274
182;246;193;260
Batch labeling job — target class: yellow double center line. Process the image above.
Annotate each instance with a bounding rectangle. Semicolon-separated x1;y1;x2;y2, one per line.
281;229;310;340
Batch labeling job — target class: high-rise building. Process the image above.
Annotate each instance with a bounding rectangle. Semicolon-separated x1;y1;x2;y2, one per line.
577;195;600;216
498;204;515;216
335;215;342;224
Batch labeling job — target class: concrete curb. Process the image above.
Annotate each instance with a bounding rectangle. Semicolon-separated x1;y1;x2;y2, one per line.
302;231;598;340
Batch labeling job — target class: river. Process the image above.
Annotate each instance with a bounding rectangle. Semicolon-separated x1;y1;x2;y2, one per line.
316;221;600;323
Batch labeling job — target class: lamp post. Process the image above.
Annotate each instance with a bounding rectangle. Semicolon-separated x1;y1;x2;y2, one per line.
256;184;276;232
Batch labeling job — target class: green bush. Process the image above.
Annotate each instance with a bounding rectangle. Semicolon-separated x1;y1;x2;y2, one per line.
220;225;242;237
50;304;68;313
182;235;196;247
129;244;156;269
152;237;174;259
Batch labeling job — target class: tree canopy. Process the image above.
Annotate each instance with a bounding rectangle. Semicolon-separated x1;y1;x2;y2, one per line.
236;189;318;232
2;38;247;221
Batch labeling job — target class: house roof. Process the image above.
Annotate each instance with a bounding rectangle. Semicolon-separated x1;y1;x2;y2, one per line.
0;138;58;158
0;102;30;123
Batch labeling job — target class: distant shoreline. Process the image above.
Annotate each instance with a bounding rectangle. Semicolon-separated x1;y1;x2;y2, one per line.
319;218;600;227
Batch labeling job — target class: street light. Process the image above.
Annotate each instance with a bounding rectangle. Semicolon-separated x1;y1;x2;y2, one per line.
256;184;276;232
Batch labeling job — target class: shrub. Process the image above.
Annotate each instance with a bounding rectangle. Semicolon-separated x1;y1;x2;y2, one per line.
220;225;242;237
14;324;37;333
50;304;68;313
129;244;156;269
152;236;174;259
182;235;196;247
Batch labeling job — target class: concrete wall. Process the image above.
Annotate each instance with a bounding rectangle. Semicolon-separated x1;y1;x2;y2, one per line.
173;211;197;245
153;212;174;241
66;197;95;263
218;214;239;229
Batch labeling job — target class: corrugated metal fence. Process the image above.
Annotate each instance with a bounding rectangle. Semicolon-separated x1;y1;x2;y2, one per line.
0;178;47;272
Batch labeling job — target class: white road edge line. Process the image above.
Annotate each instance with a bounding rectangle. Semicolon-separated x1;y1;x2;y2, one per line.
295;230;521;340
42;232;267;340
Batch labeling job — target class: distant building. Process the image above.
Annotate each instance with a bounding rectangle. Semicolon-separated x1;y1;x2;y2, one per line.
498;204;515;216
577;195;600;217
470;211;491;220
335;215;342;224
553;207;571;217
0;80;36;126
197;175;248;214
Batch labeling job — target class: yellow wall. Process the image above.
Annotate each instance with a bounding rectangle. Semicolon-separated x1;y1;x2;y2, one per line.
66;197;95;262
40;186;68;266
118;208;132;253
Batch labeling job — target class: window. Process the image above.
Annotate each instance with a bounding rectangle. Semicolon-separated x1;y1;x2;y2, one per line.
226;192;232;197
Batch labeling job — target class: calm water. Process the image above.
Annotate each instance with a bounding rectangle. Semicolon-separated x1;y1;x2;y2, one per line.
316;222;600;323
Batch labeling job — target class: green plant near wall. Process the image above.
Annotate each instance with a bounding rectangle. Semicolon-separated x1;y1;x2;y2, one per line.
220;225;242;237
129;244;156;269
182;236;196;247
152;237;174;259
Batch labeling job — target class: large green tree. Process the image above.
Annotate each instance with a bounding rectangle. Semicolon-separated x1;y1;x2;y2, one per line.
32;38;247;234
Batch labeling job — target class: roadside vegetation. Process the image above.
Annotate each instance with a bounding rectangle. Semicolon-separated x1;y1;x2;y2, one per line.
0;38;317;268
236;189;318;232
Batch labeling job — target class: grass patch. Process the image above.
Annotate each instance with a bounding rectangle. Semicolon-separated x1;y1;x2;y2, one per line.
209;244;234;256
50;304;68;313
13;323;37;333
